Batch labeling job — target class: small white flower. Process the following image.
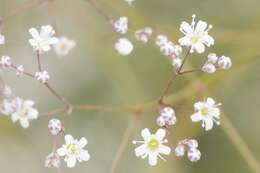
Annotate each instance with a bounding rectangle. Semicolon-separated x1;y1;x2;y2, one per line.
132;128;171;166
172;58;182;69
0;34;5;45
172;45;183;57
156;116;166;127
35;70;50;83
178;14;214;54
57;134;90;168
217;56;232;70
174;145;185;157
160;41;175;56
54;37;76;57
187;148;201;162
113;17;128;34
1;85;12;98
207;53;218;64
185;139;198;149
16;65;24;76
157;107;176;127
45;152;60;168
0;56;12;69
202;63;216;74
115;38;133;56
0;99;14;115
155;35;168;46
28;25;58;53
48;119;63;136
135;27;153;43
125;0;135;5
11;97;39;128
191;97;221;131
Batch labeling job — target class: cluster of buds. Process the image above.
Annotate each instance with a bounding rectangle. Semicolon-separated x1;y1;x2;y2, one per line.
134;27;153;43
202;53;232;74
45;152;60;168
48;119;64;136
156;106;177;127
174;139;201;162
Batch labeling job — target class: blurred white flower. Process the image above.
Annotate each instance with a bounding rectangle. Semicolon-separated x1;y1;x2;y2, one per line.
207;53;218;64
156;107;176;127
172;58;182;69
48;119;63;136
113;16;128;34
0;56;12;69
0;99;14;115
187;148;201;162
11;97;39;128
155;35;168;46
174;139;201;162
28;25;58;53
57;134;90;168
54;37;76;57
35;70;50;83
178;14;214;54
115;38;133;56
174;144;185;157
0;34;5;45
124;0;135;5
160;41;175;56
1;85;12;98
45;152;60;168
191;97;221;131
202;63;216;74
133;128;171;166
217;56;232;69
135;27;153;43
16;65;24;76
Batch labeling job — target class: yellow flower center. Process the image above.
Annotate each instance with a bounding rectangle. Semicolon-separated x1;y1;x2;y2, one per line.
67;144;79;155
201;107;209;116
148;138;159;151
190;36;199;44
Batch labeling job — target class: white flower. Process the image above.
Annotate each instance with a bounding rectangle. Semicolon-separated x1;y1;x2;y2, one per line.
217;56;232;69
132;128;171;166
178;14;214;54
156;107;176;127
45;152;60;168
0;34;5;45
0;56;12;69
172;45;183;57
202;63;216;74
11;97;39;128
0;99;14;115
160;41;175;56
156;35;168;46
28;25;58;53
48;119;63;136
187;148;201;162
174;145;185;157
174;139;201;162
125;0;135;5
54;37;76;57
135;27;153;43
207;53;218;64
191;97;221;131
35;70;50;83
57;134;90;168
172;58;182;69
16;65;24;76
115;38;133;56
1;85;12;98
113;17;128;34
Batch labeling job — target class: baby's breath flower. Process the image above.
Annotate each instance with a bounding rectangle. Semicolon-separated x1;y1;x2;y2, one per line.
54;37;76;57
16;65;24;76
0;34;5;45
174;144;185;157
174;139;201;162
135;27;153;43
115;38;133;56
187;148;201;162
217;56;232;69
11;97;39;128
202;63;216;74
113;16;128;34
172;58;182;69
178;14;214;54
45;152;60;168
156;107;176;127
48;119;63;136
57;134;90;168
28;25;58;53
207;53;218;64
0;56;12;69
0;99;14;115
191;97;221;131
155;35;168;46
35;70;50;83
160;41;175;56
133;128;171;166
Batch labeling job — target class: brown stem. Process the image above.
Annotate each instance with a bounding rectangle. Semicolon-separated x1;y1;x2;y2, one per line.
84;0;111;22
36;51;42;71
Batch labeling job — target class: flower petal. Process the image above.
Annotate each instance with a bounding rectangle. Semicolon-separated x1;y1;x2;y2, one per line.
159;145;171;155
194;42;205;54
191;112;203;122
67;156;77;168
204;118;214;131
78;137;87;148
206;97;215;106
141;128;151;141
134;144;147;157
148;152;158;166
65;134;74;144
178;36;190;46
194;102;204;110
29;28;39;38
201;34;214;46
57;147;66;156
195;20;207;33
79;150;90;161
20;118;29;128
180;21;193;34
155;128;166;141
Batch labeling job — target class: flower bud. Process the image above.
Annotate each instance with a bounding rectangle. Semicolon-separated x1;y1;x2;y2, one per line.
187;148;201;162
115;38;133;56
175;145;185;157
156;116;166;127
202;63;216;74
207;53;218;64
217;56;232;69
48;119;63;135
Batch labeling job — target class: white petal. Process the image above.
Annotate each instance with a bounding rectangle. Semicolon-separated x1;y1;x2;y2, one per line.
20;118;29;128
141;128;151;141
210;108;220;119
79;150;90;161
159;145;171;155
191;113;203;122
67;156;77;168
65;134;74;144
180;21;193;34
28;109;39;119
194;42;205;54
201;34;214;46
134;144;147;157
155;128;166;141
148;152;158;166
57;147;66;156
78;137;87;148
204;118;214;131
24;100;35;107
11;113;20;122
178;36;190;46
29;28;39;38
195;20;207;33
194;102;204;110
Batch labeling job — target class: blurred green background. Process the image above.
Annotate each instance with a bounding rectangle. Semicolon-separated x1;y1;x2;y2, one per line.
0;0;260;172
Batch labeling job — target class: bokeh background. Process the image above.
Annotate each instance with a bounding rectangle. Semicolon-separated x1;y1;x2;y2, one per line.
0;0;260;173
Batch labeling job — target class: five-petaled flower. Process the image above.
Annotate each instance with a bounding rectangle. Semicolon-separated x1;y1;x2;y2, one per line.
191;97;221;131
57;134;90;168
178;14;214;54
133;128;171;166
28;25;58;53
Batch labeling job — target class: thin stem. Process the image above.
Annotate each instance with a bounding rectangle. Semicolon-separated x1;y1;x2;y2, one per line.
36;51;42;71
84;0;111;22
158;74;178;105
10;64;35;77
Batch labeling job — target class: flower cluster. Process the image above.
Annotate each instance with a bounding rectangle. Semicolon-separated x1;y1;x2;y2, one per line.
48;118;64;136
156;106;176;127
202;53;232;73
135;27;153;43
174;139;201;162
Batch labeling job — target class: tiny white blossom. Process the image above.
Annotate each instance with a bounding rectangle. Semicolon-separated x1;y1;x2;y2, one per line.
16;65;24;76
115;38;133;56
57;134;90;168
174;139;201;162
172;58;182;69
28;25;58;53
172;45;183;57
202;63;216;74
174;145;185;157
0;34;5;45
125;0;135;5
11;97;39;128
160;41;175;56
0;56;12;69
45;152;60;168
48;119;63;136
135;27;153;43
0;99;14;115
156;107;176;127
113;17;128;34
178;14;214;54
187;148;201;162
54;37;76;57
217;56;232;70
35;70;50;83
191;97;221;131
155;35;168;46
132;128;171;166
207;53;218;64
